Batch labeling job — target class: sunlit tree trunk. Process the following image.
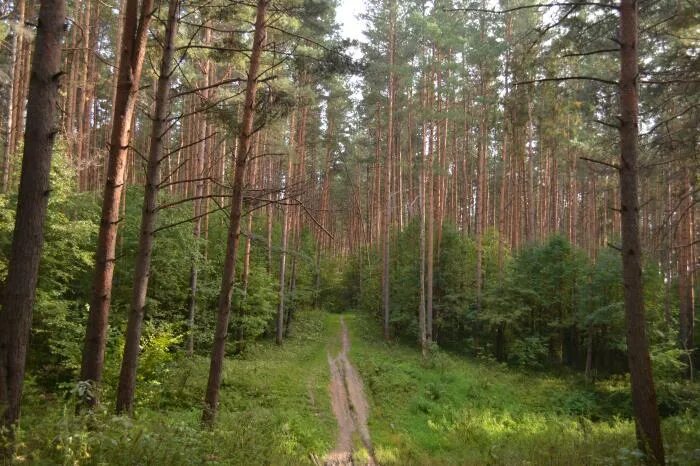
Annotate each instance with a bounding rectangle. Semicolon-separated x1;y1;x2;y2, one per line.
186;26;212;357
475;71;487;316
235;130;262;353
80;0;154;404
115;0;179;416
203;0;268;425
382;0;396;340
1;0;27;192
677;170;695;377
277;111;296;345
426;100;435;344
419;94;428;356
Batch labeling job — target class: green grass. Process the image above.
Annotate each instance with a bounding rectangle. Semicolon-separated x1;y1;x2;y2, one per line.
13;309;339;465
9;310;700;465
342;312;700;466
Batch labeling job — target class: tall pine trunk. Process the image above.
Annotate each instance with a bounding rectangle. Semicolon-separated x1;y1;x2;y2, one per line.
677;170;695;375
277;111;295;345
203;0;268;425
618;0;664;462
419;112;428;356
382;0;396;340
425;69;435;343
1;0;26;193
80;0;154;403
115;0;179;416
0;0;66;437
186;26;212;357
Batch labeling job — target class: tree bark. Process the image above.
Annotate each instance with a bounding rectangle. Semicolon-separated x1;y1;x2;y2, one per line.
202;0;268;426
618;0;665;462
1;0;27;193
419;109;428;356
115;0;179;416
382;0;396;340
0;0;66;438
236;130;261;353
277;111;295;345
80;0;154;403
186;26;212;357
677;170;695;374
426;68;435;343
476;46;488;316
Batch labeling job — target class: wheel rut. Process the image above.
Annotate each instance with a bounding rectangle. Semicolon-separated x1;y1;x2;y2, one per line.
324;317;376;466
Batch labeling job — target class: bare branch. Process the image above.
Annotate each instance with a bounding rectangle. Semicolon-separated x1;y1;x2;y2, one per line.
153;203;230;234
580;156;620;170
156;194;232;212
161;132;218;161
515;76;617;86
594;118;620;129
641;79;700;85
300;203;334;240
562;47;618;57
445;2;618;14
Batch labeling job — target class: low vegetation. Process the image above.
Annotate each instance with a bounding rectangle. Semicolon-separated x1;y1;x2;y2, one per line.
11;310;336;465
9;310;699;465
345;313;700;465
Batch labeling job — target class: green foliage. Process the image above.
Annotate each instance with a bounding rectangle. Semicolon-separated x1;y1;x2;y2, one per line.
137;322;183;391
483;235;588;366
508;336;549;369
107;188;284;358
0;147;99;385
231;262;277;345
0;194;15;281
0;152;290;400
346;312;700;465
387;219;421;337
342;246;382;318
345;228;684;378
12;310;335;465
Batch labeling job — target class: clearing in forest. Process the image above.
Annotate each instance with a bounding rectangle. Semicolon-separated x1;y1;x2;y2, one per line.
324;317;376;466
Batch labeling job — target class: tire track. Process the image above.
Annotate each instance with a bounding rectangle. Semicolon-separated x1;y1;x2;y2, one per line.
324;317;376;466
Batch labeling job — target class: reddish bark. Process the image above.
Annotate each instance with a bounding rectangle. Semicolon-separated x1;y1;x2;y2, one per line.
202;0;268;425
618;0;665;462
0;0;66;435
80;0;154;403
382;0;396;340
115;0;179;416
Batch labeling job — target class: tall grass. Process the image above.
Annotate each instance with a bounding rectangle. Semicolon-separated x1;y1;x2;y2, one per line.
12;310;336;465
344;312;700;466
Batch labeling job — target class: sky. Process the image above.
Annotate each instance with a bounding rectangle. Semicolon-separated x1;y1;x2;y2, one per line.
334;0;367;100
335;0;367;44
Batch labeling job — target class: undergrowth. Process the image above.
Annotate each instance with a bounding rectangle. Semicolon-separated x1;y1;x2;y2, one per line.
8;310;700;465
10;310;336;465
344;312;700;466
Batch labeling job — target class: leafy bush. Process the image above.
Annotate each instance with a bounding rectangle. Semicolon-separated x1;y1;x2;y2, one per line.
509;336;549;368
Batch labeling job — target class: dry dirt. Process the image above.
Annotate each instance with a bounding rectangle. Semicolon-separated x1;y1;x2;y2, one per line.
323;317;376;466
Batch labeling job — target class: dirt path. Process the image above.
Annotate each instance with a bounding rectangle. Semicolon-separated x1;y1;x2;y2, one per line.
324;317;376;466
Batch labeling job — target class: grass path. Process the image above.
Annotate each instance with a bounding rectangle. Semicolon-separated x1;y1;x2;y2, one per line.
13;310;700;465
324;317;376;466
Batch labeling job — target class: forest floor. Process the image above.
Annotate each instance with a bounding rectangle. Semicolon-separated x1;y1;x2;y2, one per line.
13;309;700;465
324;317;376;466
342;312;700;465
